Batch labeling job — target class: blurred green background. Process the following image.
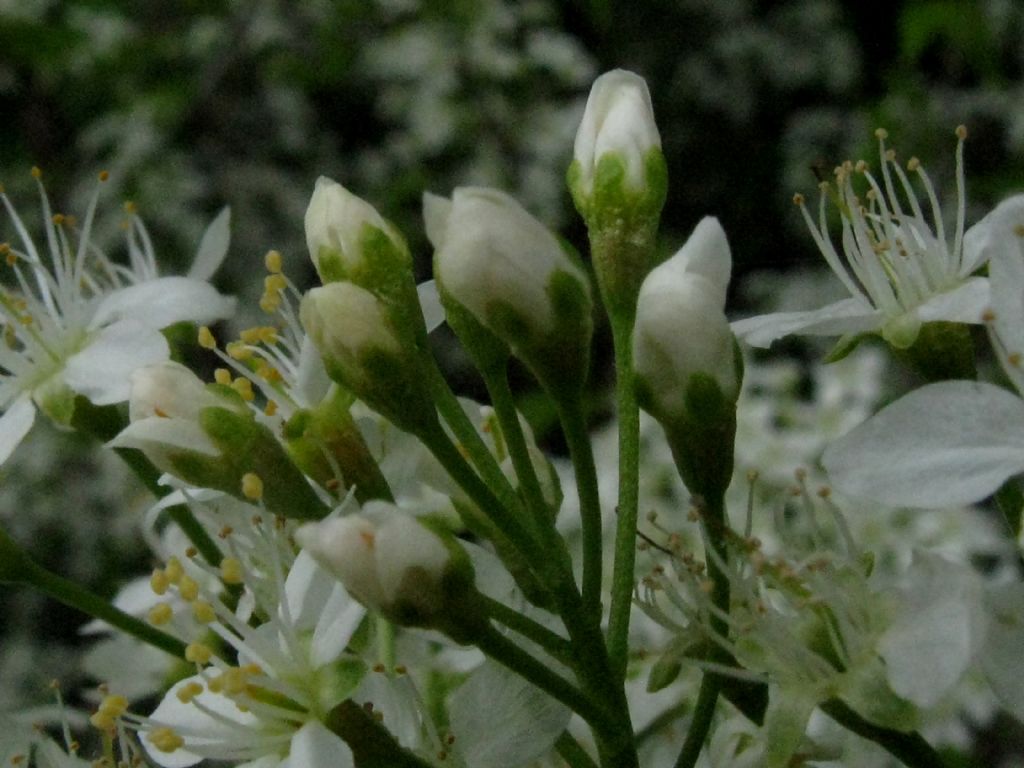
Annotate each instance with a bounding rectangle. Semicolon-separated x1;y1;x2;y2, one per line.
1;0;1024;761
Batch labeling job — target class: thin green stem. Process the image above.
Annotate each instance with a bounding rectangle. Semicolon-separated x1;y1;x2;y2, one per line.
820;700;948;768
556;396;603;625
481;594;574;666
425;361;521;507
607;315;640;681
674;494;730;768
417;417;538;560
23;560;186;659
556;732;600;768
481;367;551;535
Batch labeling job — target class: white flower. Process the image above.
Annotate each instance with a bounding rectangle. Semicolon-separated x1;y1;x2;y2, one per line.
733;128;1001;350
633;217;737;418
0;175;234;464
572;68;661;197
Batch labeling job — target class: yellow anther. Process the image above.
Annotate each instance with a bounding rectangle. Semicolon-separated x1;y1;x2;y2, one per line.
241;472;263;501
165;556;184;584
885;148;896;162
854;159;868;173
1010;352;1022;367
178;574;199;602
874;127;889;140
907;157;920;172
239;327;262;344
226;341;252;361
214;368;232;385
176;681;204;703
207;674;224;693
124;200;137;214
219;667;247;695
264;274;287;292
242;662;262;676
956;124;968;140
1014;224;1024;238
220;557;244;585
185;642;213;664
231;377;255;401
192;600;216;623
150;568;169;595
52;214;65;226
89;711;116;732
258;326;278;344
99;170;110;182
257;364;281;383
148;603;173;626
198;326;217;350
264;400;278;417
265;250;283;273
792;193;805;206
98;694;128;718
30;167;42;179
259;292;282;313
149;727;184;753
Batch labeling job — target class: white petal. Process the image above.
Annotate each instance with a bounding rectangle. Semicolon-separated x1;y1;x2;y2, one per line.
422;192;452;251
286;721;353;768
823;381;1024;508
64;321;169;405
143;675;259;767
108;416;220;457
310;584;366;668
730;298;880;348
188;207;231;282
980;582;1024;722
961;194;1024;275
448;661;569;768
0;396;35;466
914;276;990;324
417;279;445;332
878;552;985;707
92;277;236;330
295;337;330;407
283;552;365;666
354;673;423;750
762;685;817;768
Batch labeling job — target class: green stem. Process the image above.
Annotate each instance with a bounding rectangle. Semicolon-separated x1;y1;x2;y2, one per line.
23;559;186;659
556;732;599;768
481;594;574;666
820;700;948;768
481;367;552;535
425;361;521;507
607;315;640;681
556;395;603;625
674;494;730;768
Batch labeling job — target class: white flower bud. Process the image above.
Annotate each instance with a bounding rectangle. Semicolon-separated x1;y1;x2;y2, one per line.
300;283;402;371
426;187;590;348
573;69;661;197
295;504;455;623
633;218;737;419
304;176;400;281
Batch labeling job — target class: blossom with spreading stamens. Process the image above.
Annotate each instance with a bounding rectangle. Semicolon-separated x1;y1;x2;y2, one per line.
733;127;1013;350
0;171;234;464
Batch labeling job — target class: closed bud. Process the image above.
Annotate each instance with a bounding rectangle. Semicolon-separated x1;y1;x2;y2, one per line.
633;218;740;500
426;188;592;396
110;362;327;520
568;69;667;318
305;176;407;284
296;503;479;635
300;283;435;433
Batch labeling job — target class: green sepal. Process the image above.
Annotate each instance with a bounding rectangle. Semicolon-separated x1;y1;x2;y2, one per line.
284;386;392;503
824;332;868;363
569;148;668;319
889;320;976;382
436;280;509;377
316;657;369;708
34;373;77;428
484;267;593;404
164;406;329;520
